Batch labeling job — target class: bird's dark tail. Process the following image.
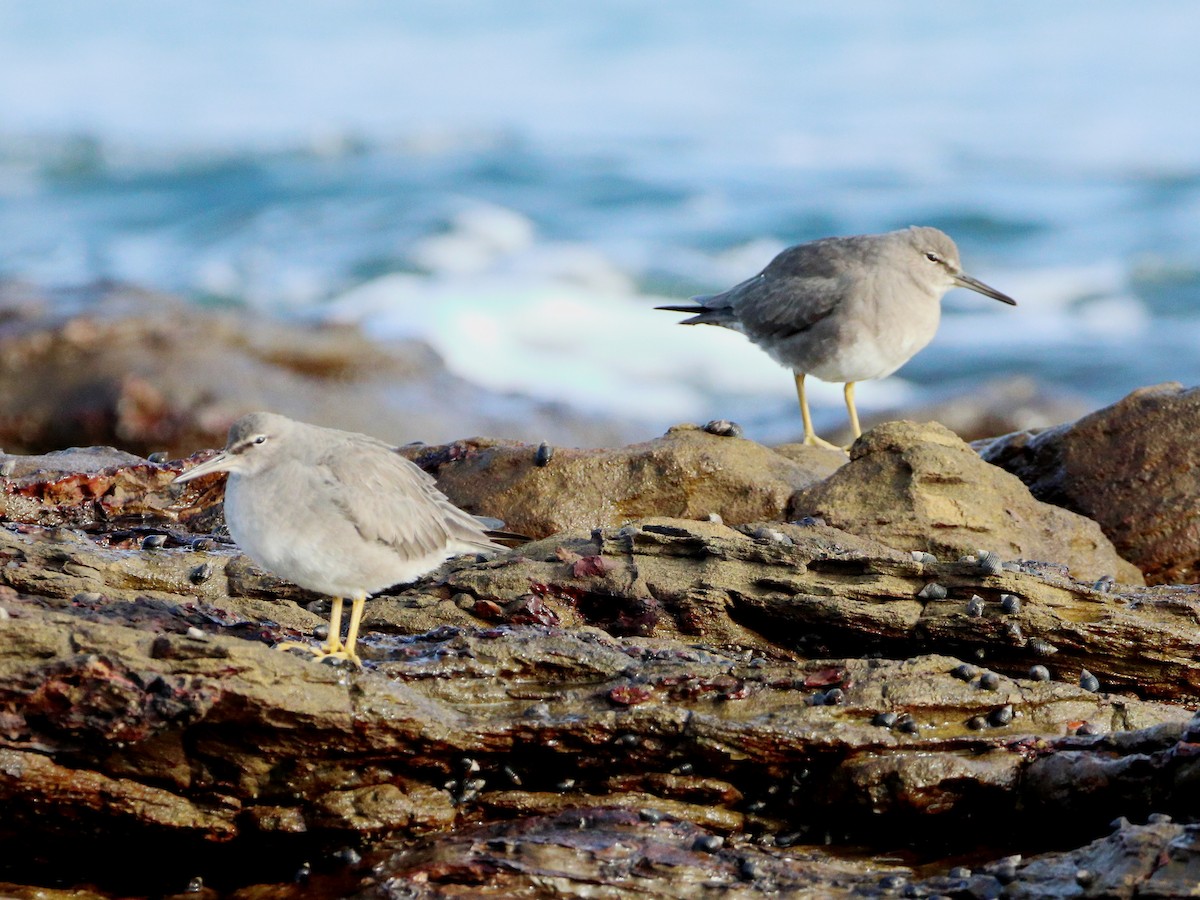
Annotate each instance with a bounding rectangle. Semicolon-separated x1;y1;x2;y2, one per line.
483;528;531;546
655;302;731;326
474;515;532;545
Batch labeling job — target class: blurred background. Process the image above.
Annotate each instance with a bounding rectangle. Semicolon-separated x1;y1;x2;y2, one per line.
2;1;1198;449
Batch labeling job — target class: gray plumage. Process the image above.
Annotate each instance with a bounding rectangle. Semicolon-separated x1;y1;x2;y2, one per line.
658;226;1016;446
175;412;503;662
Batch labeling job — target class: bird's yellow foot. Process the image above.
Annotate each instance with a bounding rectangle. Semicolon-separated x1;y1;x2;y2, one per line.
276;639;362;667
802;433;847;452
274;595;364;665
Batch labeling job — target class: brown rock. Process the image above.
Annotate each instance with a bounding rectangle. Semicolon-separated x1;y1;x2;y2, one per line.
360;808;908;898
827;376;1092;446
872;375;1091;443
404;425;845;539
0;506;1197;896
0;281;636;457
978;383;1200;585
789;420;1143;585
0;447;209;529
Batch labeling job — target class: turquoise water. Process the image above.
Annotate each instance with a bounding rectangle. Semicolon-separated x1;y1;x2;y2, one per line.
1;3;1198;438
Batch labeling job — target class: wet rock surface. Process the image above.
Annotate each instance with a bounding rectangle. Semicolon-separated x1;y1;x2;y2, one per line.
0;395;1198;897
980;382;1200;586
356;813;1200;899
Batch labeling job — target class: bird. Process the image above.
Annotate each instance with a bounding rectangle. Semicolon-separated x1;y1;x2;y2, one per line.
657;226;1017;449
174;412;505;664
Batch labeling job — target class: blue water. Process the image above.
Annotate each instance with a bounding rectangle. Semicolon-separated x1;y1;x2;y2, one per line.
2;2;1199;440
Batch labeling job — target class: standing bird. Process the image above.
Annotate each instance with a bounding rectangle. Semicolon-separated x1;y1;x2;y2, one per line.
658;226;1017;449
175;412;505;664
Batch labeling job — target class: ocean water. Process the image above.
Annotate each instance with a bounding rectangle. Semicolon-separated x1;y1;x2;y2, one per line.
1;2;1199;442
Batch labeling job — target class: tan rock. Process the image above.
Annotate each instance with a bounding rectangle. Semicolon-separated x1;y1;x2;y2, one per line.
403;425;845;539
789;420;1143;585
978;383;1200;585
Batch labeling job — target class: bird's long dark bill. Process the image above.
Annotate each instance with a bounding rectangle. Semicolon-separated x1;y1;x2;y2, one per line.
174;451;233;483
954;273;1017;306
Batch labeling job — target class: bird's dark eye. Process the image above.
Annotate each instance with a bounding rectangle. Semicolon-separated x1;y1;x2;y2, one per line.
924;252;941;263
253;435;267;445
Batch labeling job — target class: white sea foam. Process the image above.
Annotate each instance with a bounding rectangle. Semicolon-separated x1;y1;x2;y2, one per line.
410;205;537;276
329;272;771;423
328;212;932;436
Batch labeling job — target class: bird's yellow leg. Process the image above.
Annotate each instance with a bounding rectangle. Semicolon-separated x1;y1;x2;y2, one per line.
844;381;862;440
794;371;816;442
278;595;348;659
340;593;366;666
323;595;346;656
794;372;843;451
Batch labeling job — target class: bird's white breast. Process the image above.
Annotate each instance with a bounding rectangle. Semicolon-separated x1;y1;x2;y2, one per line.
805;277;943;383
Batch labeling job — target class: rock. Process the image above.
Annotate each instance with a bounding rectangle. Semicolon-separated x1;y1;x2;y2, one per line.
840;376;1092;446
4;410;1200;898
789;421;1143;585
963;818;1200;899
0;281;636;458
0;422;842;548
0;507;1196;896
360;808;909;898
978;383;1200;585
402;425;845;539
0;446;146;477
3;511;1196;697
356;812;1200;899
0;447;216;530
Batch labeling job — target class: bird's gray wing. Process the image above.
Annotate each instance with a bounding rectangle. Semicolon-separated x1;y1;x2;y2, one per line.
316;440;500;560
721;270;846;341
682;239;857;337
692;273;763;311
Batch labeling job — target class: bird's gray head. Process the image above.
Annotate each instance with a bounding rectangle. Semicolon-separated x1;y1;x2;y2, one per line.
899;226;1017;306
174;411;296;483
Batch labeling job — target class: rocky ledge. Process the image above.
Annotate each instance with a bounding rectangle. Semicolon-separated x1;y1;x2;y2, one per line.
0;385;1199;898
